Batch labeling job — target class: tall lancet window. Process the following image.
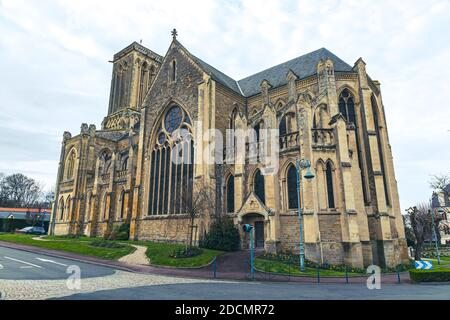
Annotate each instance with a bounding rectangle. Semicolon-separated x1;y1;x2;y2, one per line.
226;175;235;213
139;62;148;106
326;162;335;209
254;169;266;205
171;60;177;82
287;164;299;209
148;105;194;215
339;89;356;124
65;150;76;180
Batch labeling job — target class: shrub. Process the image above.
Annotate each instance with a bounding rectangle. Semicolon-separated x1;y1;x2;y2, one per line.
410;269;450;282
104;223;130;241
200;218;240;252
91;240;127;249
170;247;203;259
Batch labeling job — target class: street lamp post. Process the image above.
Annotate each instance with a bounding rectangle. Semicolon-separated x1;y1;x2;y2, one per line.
296;159;315;272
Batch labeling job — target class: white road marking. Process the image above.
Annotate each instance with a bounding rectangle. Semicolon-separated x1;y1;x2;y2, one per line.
36;258;68;267
0;264;3;270
4;256;43;269
20;266;33;269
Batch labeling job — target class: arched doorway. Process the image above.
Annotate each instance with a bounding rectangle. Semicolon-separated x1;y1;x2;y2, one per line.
241;213;266;250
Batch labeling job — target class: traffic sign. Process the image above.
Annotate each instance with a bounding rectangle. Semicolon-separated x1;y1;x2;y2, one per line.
415;260;433;270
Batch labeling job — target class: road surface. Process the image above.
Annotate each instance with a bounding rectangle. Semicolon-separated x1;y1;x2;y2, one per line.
1;246;450;300
0;246;115;280
56;281;450;300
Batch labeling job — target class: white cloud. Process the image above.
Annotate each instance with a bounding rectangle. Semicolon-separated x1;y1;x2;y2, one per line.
0;0;449;207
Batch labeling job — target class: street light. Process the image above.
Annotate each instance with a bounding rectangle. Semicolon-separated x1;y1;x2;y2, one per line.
296;158;315;272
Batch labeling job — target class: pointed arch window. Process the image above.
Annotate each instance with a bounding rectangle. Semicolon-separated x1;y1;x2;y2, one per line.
226;175;235;213
171;60;177;82
254;169;266;205
99;150;112;175
339;89;356;124
65;150;76;180
148;105;194;215
119;191;127;220
66;197;71;221
287;164;299;209
102;193;109;221
326;162;335;209
279;113;295;137
139;62;148;105
59;197;65;221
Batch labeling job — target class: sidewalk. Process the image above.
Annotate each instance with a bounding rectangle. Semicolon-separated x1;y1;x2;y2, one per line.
0;241;411;284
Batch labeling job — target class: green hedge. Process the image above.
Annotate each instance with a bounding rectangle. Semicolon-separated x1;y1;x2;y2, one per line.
410;269;450;282
200;218;240;252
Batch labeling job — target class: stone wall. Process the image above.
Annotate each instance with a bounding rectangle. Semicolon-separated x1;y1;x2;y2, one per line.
137;216;200;244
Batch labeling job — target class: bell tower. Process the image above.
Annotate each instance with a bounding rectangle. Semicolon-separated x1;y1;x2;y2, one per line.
107;42;163;116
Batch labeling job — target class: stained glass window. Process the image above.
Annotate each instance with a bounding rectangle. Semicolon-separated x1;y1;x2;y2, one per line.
149;105;193;215
164;106;183;134
158;133;166;145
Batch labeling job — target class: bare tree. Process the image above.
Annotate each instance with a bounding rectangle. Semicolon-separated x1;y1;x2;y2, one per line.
182;178;216;248
429;173;450;192
0;173;43;208
408;202;445;260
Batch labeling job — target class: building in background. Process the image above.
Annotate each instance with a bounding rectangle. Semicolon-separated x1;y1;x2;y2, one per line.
0;208;51;233
49;32;409;268
432;184;450;245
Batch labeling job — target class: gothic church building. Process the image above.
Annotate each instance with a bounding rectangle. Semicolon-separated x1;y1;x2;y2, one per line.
50;33;409;268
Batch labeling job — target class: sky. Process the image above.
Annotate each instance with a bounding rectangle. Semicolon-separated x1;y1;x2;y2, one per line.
0;0;449;210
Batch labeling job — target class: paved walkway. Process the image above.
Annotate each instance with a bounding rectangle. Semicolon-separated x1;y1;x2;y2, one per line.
0;270;216;300
119;245;150;265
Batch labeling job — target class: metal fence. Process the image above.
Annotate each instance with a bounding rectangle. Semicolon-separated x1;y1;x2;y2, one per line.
209;256;406;284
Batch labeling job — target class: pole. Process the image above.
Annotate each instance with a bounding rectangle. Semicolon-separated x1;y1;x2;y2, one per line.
430;199;441;265
296;160;305;272
250;228;255;279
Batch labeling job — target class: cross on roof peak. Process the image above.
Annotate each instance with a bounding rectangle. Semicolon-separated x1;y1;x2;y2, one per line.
171;28;178;40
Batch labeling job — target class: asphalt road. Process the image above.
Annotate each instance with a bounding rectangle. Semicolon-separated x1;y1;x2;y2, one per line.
0;246;116;280
58;281;450;300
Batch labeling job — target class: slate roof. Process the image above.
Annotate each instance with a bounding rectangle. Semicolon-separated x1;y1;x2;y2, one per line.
190;54;243;95
187;47;354;97
237;48;354;97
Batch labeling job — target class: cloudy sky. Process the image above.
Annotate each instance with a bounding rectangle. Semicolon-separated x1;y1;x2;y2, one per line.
0;0;449;209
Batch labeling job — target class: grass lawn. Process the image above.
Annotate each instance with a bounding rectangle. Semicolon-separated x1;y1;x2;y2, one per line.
0;234;135;260
130;241;223;268
422;258;450;270
255;258;367;277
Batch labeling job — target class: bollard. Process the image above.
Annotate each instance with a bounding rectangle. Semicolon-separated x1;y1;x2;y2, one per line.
345;267;349;284
317;267;320;284
288;261;291;282
397;270;401;284
213;257;217;279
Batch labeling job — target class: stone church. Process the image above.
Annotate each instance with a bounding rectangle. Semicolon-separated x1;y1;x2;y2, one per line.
50;31;409;268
